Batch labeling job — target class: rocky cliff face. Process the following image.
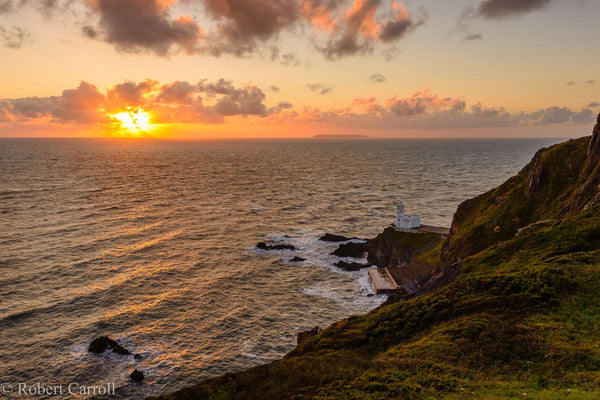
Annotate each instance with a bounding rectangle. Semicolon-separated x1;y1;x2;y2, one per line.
569;112;600;212
442;113;600;263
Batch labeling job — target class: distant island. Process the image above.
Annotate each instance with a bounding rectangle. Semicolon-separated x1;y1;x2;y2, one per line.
312;134;368;139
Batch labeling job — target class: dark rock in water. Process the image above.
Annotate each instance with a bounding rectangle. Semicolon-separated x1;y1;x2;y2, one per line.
332;241;369;258
256;242;296;251
134;353;143;360
88;336;131;355
130;369;144;382
297;326;321;345
290;256;306;262
335;261;369;271
319;233;350;242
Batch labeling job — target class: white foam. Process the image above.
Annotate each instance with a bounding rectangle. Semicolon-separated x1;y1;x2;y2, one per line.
252;230;386;312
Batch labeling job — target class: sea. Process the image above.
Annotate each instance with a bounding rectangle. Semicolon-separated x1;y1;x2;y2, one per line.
0;137;564;399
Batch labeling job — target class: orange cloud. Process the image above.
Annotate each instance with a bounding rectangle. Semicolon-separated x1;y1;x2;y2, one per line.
0;79;281;128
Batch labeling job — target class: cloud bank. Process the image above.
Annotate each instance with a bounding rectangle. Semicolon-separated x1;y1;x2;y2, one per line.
1;82;595;134
276;87;596;130
0;0;426;58
0;79;275;126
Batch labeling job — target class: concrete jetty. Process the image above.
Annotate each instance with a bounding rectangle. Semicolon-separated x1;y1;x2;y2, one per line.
368;268;397;294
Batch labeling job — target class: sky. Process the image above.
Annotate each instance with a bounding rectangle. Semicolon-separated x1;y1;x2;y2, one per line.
0;0;598;139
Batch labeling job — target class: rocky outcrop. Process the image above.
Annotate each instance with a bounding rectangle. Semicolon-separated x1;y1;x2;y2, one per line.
130;369;144;382
256;242;296;251
290;256;306;262
319;233;351;242
335;261;369;271
331;241;369;258
89;336;131;356
297;326;321;345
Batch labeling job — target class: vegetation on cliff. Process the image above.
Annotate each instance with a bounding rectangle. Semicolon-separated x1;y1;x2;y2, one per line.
150;115;600;400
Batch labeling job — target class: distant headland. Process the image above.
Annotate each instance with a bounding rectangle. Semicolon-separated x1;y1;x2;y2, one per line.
312;134;368;139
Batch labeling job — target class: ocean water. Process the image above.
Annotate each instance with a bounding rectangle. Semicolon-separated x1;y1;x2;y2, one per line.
0;137;564;399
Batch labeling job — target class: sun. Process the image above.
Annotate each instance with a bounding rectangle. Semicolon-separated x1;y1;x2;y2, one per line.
109;108;153;136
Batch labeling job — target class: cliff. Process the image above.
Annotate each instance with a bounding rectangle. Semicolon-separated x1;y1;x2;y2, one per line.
442;112;600;264
150;114;600;400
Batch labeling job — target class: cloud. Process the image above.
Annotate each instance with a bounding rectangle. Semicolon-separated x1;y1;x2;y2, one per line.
313;0;425;59
1;0;425;59
0;78;281;126
106;79;158;109
308;83;333;95
385;88;466;116
586;80;595;85
3;83;594;133
351;96;383;112
155;81;197;105
453;0;551;41
450;7;482;42
463;33;482;41
0;25;33;48
6;81;106;124
0;0;17;14
476;0;552;19
566;81;575;86
368;73;386;83
85;0;203;56
268;101;294;114
200;0;298;56
87;0;424;58
278;88;596;130
573;108;595;125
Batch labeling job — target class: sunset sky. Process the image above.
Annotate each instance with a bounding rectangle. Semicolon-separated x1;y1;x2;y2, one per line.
0;0;598;138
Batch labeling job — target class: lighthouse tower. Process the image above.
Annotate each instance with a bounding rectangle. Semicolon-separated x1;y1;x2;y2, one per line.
395;200;421;230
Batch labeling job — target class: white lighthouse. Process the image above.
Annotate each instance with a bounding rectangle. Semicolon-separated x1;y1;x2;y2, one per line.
395;200;421;230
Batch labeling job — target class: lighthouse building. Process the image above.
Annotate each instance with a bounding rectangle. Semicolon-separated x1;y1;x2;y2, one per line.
395;201;420;230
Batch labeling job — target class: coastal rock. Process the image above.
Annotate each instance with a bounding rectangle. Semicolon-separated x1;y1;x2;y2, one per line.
88;336;131;355
256;242;296;251
130;369;144;382
335;261;369;271
319;233;351;242
332;241;369;258
297;326;321;345
290;256;306;262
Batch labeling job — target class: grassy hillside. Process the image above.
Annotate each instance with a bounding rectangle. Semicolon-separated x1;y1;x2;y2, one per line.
441;137;590;264
151;119;600;400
